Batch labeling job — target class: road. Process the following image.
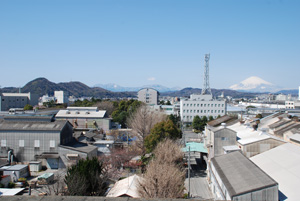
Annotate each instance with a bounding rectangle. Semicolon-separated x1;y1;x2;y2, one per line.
183;130;213;200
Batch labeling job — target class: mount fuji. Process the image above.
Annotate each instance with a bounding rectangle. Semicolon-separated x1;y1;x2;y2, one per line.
229;76;281;93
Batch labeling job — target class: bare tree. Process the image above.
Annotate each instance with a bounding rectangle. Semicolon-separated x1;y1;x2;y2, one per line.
44;171;67;196
153;138;183;165
94;101;115;117
138;139;185;198
127;105;166;155
138;160;185;198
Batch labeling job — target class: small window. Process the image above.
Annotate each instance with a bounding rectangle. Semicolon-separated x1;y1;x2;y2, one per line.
208;104;210;107
2;99;4;101
34;140;40;148
221;137;229;141
183;110;185;113
215;104;217;107
197;110;199;113
194;110;196;113
187;104;189;106
201;104;203;107
1;140;6;147
222;110;224;113
183;104;185;106
218;104;220;107
19;140;24;147
197;104;199;107
201;110;203;113
50;140;55;148
190;110;192;113
204;104;206;107
204;110;206;113
194;104;196;107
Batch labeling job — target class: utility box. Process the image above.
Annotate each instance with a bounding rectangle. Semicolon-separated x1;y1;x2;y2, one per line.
29;161;42;172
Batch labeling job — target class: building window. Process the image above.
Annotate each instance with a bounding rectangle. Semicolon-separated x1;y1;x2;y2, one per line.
183;116;185;118
187;104;189;106
222;104;224;107
211;110;213;113
201;110;203;113
190;110;192;113
187;110;189;113
19;140;24;147
197;110;199;113
183;104;185;106
215;104;217;107
201;104;203;107
204;110;206;113
194;110;196;113
208;104;210;107
2;99;4;101
218;104;220;107
1;140;6;147
197;104;199;107
218;110;220;113
50;140;55;148
194;104;196;107
204;104;206;107
34;140;40;148
222;110;224;113
215;110;217;113
183;110;185;113
221;137;229;141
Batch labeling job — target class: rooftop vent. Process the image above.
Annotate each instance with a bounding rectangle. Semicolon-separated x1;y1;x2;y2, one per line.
75;111;80;114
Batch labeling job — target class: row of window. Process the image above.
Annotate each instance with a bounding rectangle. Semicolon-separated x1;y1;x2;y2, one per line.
183;115;218;119
183;103;224;107
0;140;56;148
183;109;224;114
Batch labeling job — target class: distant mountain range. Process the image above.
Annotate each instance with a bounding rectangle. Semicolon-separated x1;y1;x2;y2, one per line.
0;77;297;99
94;83;181;92
0;78;136;98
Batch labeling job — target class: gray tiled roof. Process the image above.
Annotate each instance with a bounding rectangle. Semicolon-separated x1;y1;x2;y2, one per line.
211;151;277;198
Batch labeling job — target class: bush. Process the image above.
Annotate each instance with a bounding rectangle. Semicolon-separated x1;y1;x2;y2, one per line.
8;182;15;188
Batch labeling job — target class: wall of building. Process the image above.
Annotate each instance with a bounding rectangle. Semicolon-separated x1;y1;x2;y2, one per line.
239;138;285;158
0;93;38;111
232;186;278;201
180;98;226;123
138;88;159;105
212;129;237;158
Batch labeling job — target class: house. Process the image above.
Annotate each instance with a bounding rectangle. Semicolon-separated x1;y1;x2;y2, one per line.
251;143;300;201
208;151;278;201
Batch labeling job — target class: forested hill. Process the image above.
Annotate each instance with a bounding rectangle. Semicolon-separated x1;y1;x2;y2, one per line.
0;78;136;98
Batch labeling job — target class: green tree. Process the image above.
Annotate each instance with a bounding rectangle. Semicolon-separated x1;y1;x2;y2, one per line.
209;116;214;121
24;104;33;110
256;113;263;119
199;116;208;132
144;120;181;153
165;100;171;105
192;115;201;132
168;114;180;127
64;157;108;196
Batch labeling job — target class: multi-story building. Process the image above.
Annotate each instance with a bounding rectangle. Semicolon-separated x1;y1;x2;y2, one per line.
180;94;226;123
54;91;69;104
0;92;38;111
138;88;159;105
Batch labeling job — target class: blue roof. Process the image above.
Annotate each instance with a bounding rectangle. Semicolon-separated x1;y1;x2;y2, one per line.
182;142;208;153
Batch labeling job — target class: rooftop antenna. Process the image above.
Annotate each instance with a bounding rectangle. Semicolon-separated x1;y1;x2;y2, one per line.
201;54;212;95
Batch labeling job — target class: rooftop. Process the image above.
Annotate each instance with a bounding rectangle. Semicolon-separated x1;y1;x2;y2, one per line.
0;119;68;131
251;143;300;201
107;174;141;198
56;109;106;119
211;151;277;198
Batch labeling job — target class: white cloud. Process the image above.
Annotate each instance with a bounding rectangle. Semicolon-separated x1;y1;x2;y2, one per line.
148;77;156;81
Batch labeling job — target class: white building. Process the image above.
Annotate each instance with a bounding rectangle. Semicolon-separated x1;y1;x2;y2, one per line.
54;91;69;104
137;88;159;105
0;92;38;111
180;94;226;123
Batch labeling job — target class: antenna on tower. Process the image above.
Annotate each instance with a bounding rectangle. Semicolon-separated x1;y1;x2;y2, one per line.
201;53;212;95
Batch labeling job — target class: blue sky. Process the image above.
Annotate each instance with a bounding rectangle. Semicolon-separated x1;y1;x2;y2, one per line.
0;0;299;89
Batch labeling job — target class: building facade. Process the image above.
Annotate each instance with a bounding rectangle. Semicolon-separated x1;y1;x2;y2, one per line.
180;94;226;123
0;92;38;111
54;91;69;104
137;88;159;105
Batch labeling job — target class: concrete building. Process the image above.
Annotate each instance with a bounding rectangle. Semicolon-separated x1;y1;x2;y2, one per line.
54;91;69;104
208;151;278;201
137;88;159;105
0;165;29;182
0;92;38;111
285;100;300;109
180;94;226;123
55;107;111;131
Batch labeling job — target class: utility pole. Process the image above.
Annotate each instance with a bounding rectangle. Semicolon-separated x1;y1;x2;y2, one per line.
188;146;191;198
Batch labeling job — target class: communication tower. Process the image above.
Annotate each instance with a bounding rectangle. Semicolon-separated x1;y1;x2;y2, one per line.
201;54;212;95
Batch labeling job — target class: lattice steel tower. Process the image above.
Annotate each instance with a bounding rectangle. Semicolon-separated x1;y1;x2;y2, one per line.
201;54;212;95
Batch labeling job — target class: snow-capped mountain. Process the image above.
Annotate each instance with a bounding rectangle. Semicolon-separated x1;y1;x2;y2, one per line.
229;76;281;93
94;83;181;92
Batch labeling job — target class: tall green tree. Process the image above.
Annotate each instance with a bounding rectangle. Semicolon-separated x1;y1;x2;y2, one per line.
192;115;201;132
144;120;181;153
64;157;108;196
24;104;33;110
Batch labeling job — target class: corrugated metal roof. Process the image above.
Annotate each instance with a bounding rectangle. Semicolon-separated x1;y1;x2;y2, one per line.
0;120;68;131
0;188;25;196
182;142;208;153
56;109;106;118
211;151;277;198
290;134;300;142
107;174;141;198
251;143;300;201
